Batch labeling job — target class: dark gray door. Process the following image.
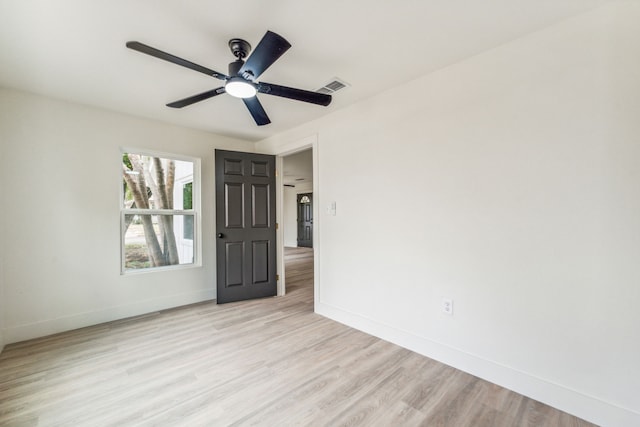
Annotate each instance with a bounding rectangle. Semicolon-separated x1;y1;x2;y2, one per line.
297;193;313;248
215;150;276;304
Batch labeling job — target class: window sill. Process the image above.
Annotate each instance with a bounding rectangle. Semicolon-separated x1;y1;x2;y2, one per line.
120;262;202;276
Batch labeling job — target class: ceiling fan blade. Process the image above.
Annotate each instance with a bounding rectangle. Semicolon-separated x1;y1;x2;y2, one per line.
126;41;228;80
242;97;271;126
166;87;226;108
238;31;291;80
258;82;332;106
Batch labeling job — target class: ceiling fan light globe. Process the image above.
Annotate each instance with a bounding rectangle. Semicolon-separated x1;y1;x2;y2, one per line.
225;78;257;98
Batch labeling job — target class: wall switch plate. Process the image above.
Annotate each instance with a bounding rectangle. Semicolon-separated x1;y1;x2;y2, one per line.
327;201;336;216
442;298;453;315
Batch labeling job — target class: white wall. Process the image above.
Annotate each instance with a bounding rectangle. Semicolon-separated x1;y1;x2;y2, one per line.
283;182;313;247
0;88;253;344
0;267;4;352
256;3;640;426
283;186;298;247
0;151;5;352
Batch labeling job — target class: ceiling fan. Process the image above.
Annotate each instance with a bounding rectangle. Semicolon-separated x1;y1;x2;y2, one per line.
126;31;332;126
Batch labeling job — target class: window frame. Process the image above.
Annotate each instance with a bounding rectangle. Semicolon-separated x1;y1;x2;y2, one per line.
119;147;201;275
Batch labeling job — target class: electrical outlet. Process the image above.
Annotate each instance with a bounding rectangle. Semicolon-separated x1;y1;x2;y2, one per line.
442;298;453;315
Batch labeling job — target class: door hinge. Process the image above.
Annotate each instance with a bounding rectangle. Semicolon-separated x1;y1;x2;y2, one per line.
275;168;278;177
276;274;280;281
276;222;279;230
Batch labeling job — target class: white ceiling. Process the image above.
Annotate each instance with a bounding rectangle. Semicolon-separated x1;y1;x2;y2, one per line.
0;0;614;142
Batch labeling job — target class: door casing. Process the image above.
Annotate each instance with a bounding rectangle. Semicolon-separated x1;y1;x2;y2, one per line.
272;135;319;306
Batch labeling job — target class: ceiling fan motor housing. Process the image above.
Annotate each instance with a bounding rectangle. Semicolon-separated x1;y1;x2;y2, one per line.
228;59;244;76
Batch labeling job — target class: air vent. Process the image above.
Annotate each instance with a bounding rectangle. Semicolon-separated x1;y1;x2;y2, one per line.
317;78;350;95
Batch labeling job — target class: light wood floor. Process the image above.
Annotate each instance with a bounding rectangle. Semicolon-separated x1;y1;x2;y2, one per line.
0;247;595;427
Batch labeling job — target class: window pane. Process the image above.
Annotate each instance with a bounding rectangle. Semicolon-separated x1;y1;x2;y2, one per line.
123;214;194;270
183;182;193;209
122;153;194;210
183;216;194;240
182;182;194;240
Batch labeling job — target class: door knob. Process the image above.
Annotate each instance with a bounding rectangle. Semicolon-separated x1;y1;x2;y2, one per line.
217;233;224;238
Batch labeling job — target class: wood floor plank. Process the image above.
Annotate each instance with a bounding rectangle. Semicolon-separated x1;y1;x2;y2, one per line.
0;247;596;426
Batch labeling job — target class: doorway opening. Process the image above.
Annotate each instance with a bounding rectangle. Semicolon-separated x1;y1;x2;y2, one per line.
281;148;314;302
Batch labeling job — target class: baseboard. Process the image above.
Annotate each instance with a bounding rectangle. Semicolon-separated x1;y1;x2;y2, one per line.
4;289;215;345
316;301;639;427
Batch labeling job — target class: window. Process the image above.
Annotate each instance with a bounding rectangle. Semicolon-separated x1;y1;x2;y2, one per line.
121;150;198;272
